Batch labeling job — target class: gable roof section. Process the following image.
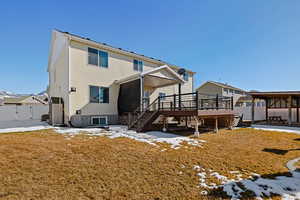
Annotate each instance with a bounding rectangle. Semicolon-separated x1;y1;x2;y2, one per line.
54;29;195;74
115;65;185;85
197;81;246;92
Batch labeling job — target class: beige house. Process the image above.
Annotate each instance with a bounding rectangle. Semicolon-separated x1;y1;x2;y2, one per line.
48;30;195;127
196;81;247;105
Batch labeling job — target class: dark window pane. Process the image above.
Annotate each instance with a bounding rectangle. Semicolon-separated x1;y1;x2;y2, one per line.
90;86;99;103
92;117;100;125
133;60;139;71
99;87;109;103
103;87;109;103
88;48;98;65
99;117;107;125
99;50;108;68
138;61;143;72
183;72;189;81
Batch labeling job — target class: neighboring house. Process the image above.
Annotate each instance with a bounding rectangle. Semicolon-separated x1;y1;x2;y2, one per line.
48;30;195;127
196;81;247;105
235;95;265;108
3;96;47;105
0;98;3;106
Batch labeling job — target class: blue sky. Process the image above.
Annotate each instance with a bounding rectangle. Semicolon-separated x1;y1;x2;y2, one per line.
0;0;299;94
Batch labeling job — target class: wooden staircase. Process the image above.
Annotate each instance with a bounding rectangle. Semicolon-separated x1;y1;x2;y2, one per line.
129;110;160;132
128;97;161;132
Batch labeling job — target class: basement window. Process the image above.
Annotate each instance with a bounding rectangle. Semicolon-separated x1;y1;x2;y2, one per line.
91;116;108;126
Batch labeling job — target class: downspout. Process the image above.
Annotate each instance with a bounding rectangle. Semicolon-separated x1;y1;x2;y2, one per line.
67;37;71;126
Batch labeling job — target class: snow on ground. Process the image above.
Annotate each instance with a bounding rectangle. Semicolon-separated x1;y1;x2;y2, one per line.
0;124;204;148
0;122;52;133
252;125;300;134
55;125;205;149
194;159;300;200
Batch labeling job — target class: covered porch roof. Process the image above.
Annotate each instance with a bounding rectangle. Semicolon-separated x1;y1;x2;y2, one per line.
115;65;185;88
249;91;300;99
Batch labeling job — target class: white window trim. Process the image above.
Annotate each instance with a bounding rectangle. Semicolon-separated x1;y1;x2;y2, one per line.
91;116;108;126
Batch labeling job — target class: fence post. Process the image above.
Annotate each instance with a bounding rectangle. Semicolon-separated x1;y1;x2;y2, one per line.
216;94;219;110
231;96;234;110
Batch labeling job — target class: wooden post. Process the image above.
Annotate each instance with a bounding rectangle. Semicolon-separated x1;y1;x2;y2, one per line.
158;96;161;110
195;92;199;110
140;76;144;112
265;98;269;123
288;96;292;126
194;116;200;137
251;97;255;124
178;84;182;110
173;94;176;111
297;97;299;123
231;96;234;110
214;117;218;133
216;94;219;110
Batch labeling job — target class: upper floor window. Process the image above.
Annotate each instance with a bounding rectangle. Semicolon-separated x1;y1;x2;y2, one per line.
133;60;143;72
88;47;108;68
89;86;109;103
183;72;189;81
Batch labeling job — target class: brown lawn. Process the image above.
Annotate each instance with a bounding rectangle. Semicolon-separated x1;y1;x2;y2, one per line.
0;128;299;199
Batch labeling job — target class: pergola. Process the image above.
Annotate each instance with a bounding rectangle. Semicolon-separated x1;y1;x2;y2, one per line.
249;91;300;126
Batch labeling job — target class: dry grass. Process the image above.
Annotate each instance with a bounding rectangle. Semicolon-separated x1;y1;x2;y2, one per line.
0;128;299;199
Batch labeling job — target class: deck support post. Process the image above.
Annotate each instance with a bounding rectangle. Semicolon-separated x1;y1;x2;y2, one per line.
194;116;200;137
251;97;255;124
214;117;218;133
265;98;268;123
140;76;144;112
162;115;167;132
288;96;292;126
297;97;299;123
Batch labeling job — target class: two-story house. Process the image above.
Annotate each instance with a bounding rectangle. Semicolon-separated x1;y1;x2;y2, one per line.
48;30;195;127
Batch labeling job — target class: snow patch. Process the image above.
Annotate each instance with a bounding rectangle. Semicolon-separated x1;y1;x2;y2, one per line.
55;125;205;149
252;125;300;135
194;163;300;200
0;123;52;133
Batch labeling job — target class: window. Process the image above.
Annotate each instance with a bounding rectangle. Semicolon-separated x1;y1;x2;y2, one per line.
99;50;108;68
224;88;228;94
88;47;108;68
183;72;189;81
133;60;143;72
88;48;98;66
159;92;166;100
91;116;108;126
89;86;109;103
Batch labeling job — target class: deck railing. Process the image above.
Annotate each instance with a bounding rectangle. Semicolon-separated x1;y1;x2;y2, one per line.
148;92;234;112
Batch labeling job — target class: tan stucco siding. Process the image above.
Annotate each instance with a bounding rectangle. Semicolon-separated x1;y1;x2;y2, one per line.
69;41;165;116
149;74;194;103
48;31;70;123
196;82;222;96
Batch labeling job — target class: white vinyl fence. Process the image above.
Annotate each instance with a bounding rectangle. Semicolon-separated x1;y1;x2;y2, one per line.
235;106;298;122
0;105;49;129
